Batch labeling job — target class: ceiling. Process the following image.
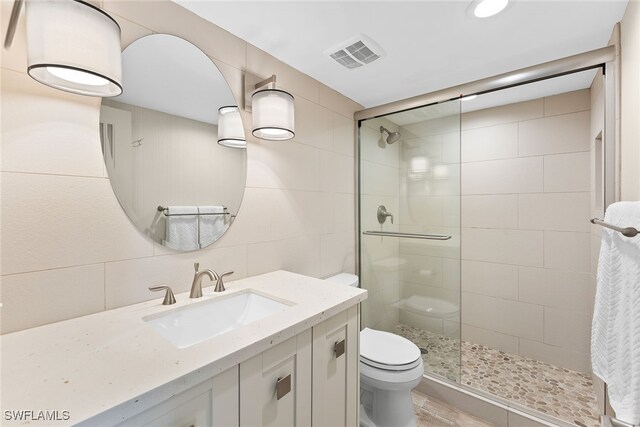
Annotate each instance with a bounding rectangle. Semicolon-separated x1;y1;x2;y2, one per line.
174;0;627;108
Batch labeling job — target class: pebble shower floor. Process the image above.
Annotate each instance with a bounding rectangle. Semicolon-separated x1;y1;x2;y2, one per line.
396;325;600;427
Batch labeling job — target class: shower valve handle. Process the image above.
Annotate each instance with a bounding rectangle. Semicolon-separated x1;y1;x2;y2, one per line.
377;205;394;225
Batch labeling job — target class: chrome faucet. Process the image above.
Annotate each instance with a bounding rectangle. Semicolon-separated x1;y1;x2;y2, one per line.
190;262;218;299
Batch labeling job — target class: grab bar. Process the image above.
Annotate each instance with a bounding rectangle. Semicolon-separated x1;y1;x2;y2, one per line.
362;231;451;240
590;218;639;237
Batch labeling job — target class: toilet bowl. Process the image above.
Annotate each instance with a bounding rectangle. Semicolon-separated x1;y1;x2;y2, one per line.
324;273;425;427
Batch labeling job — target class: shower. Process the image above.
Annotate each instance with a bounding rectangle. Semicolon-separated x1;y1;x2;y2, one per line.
379;126;400;144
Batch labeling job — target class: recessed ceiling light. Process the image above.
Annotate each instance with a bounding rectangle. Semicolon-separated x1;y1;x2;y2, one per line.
470;0;509;18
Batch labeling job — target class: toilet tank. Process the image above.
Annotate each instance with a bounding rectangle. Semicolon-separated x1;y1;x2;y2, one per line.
324;273;359;287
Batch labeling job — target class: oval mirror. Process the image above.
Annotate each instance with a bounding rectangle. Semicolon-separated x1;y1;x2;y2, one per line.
100;34;246;251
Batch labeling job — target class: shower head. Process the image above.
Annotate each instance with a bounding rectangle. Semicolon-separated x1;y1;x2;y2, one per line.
380;126;400;144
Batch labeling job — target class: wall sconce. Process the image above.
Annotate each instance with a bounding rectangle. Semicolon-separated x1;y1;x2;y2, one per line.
217;106;246;149
244;73;295;141
4;0;122;97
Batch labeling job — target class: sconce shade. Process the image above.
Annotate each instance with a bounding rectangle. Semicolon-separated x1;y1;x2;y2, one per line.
217;106;246;148
251;89;295;141
25;0;122;97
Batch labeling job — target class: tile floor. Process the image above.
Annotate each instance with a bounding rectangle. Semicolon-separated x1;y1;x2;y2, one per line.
397;325;600;427
412;389;494;427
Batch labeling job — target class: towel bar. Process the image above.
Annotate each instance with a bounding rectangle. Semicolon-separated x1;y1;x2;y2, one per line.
157;206;231;217
590;218;639;237
362;230;451;240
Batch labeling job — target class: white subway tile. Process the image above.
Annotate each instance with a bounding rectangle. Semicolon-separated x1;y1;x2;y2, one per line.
462;228;543;267
462;195;518;229
461;123;518;162
544;152;590;192
1;264;105;333
462;260;518;300
543;231;590;272
518;192;590;232
462;157;543;195
519;111;590;156
1;173;153;275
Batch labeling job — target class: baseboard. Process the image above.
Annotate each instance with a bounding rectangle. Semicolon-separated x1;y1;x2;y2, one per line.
416;373;578;427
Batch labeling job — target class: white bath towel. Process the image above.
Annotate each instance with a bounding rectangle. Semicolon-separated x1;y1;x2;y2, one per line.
162;206;199;251
198;206;228;248
591;201;640;425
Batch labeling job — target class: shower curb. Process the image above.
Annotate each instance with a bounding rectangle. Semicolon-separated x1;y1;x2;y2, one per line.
417;373;579;427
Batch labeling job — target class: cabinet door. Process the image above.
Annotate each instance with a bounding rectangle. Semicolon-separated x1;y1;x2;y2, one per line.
239;330;312;427
115;366;239;427
312;305;360;427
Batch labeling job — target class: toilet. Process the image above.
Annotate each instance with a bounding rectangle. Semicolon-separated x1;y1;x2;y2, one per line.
324;273;424;427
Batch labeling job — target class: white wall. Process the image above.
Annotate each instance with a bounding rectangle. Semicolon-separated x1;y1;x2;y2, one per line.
0;0;361;333
459;90;593;373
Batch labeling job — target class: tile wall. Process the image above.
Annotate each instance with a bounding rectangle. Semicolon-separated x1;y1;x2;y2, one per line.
459;89;593;372
0;0;361;333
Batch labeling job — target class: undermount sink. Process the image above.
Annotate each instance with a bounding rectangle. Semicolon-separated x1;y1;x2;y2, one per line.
144;290;291;348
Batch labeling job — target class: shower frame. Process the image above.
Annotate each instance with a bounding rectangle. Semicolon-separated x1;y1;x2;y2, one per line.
354;42;619;420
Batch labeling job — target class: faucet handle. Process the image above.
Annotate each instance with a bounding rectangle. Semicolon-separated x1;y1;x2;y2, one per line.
214;271;234;293
149;285;176;305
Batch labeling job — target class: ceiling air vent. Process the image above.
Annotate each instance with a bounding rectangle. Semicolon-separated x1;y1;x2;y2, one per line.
326;34;385;69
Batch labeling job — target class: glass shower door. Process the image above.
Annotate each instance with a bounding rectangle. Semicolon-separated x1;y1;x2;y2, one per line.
358;99;461;382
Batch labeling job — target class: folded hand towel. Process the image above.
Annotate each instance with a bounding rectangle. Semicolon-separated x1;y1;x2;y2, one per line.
591;201;640;424
198;206;228;248
162;206;199;251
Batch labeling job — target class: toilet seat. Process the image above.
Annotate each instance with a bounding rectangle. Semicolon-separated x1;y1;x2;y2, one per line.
360;328;421;371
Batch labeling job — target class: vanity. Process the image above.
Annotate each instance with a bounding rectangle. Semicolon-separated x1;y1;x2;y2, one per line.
1;271;367;426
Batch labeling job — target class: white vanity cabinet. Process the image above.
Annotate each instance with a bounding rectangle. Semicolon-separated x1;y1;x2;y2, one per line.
94;307;360;427
312;305;360;427
114;367;239;427
240;329;313;427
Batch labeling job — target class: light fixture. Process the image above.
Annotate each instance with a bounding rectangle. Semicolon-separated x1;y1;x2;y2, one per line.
5;0;123;97
461;94;478;101
244;73;295;141
217;106;246;149
469;0;509;18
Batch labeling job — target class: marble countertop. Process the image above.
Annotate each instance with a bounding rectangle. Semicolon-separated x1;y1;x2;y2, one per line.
0;270;367;425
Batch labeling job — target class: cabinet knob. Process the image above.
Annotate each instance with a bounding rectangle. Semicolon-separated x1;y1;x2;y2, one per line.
276;374;291;400
334;339;346;358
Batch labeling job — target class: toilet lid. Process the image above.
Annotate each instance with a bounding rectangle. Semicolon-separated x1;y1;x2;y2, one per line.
360;328;421;368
